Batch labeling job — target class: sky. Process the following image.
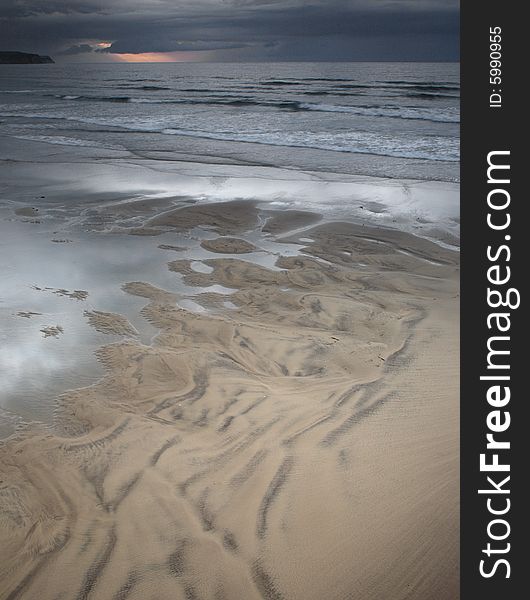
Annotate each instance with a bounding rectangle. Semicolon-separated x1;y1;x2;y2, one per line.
1;0;459;63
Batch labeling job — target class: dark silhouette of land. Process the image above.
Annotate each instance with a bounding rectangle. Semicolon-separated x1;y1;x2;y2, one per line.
0;51;54;64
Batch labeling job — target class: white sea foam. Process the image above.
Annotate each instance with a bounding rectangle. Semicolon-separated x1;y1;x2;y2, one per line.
12;134;123;150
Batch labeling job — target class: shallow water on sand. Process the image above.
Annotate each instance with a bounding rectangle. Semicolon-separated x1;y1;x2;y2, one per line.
0;206;308;434
0;218;164;425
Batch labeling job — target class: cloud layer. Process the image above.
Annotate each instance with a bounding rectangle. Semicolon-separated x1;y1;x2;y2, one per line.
1;0;459;62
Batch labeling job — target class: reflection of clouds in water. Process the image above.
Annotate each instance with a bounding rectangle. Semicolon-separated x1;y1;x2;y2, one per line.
177;299;206;313
0;308;105;421
2;156;459;243
101;162;459;242
0;219;183;425
190;261;213;274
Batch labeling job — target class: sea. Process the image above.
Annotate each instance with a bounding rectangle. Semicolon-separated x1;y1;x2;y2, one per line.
0;62;459;181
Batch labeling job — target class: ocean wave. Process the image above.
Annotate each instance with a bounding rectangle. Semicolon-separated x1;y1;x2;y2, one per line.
261;80;303;86
134;97;459;123
294;78;353;82
105;78;162;83
304;81;459;92
1;89;42;94
332;84;459;98
382;80;460;89
54;94;130;102
157;128;459;162
402;85;460;92
51;93;458;123
117;85;172;91
403;92;459;99
297;102;459;122
4;112;458;162
11;134;122;150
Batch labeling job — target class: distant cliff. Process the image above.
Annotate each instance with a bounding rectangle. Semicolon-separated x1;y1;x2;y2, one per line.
0;51;54;64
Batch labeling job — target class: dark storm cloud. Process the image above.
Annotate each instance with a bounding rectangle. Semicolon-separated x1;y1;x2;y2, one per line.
58;43;95;55
0;0;459;61
95;38;249;54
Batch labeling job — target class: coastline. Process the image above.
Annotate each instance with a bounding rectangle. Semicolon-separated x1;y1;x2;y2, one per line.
0;139;459;597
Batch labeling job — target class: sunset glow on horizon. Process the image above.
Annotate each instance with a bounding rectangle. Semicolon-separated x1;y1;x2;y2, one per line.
111;51;204;63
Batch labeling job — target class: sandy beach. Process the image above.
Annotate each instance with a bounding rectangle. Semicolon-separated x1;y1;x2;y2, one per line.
0;141;459;599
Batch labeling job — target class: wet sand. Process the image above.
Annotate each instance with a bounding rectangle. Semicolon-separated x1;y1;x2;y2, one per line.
0;195;459;600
